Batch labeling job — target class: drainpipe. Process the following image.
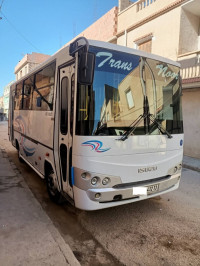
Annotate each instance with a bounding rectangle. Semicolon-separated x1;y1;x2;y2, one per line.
125;29;127;47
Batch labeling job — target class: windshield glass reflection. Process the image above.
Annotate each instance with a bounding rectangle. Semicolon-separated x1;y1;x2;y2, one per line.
76;47;183;136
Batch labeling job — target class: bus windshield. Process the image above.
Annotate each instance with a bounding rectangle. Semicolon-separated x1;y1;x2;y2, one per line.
76;46;183;136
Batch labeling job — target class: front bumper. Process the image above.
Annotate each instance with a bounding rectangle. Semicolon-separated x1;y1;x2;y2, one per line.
73;173;181;210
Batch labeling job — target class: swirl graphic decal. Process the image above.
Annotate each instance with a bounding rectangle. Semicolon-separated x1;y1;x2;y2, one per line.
82;140;110;153
15;116;36;157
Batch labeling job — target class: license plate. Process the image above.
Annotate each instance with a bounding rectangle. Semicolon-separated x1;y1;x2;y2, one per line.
147;184;159;194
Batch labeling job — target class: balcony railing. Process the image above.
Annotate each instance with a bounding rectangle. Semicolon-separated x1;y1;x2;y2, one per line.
178;50;200;80
181;65;200;80
137;0;157;12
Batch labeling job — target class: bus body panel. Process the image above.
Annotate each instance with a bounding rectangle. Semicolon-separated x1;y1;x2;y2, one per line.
8;38;184;210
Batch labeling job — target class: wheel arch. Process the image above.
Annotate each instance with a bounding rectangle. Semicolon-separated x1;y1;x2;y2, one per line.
44;159;61;191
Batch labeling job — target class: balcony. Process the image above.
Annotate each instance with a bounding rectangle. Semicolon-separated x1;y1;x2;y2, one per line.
136;0;156;12
178;51;200;89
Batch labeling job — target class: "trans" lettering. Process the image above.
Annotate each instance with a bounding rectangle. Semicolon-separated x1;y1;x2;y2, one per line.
96;52;133;71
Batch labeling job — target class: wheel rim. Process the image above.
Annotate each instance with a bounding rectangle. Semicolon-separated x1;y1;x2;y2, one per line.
47;173;57;196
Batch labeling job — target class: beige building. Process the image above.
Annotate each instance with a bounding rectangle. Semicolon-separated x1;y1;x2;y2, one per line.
64;6;118;47
12;0;200;158
15;52;50;80
0;96;5;121
115;0;200;158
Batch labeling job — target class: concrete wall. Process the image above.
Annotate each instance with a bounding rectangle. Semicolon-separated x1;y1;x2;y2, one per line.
118;0;181;33
182;88;200;159
119;0;133;12
119;7;181;60
117;0;184;60
65;7;118;46
179;10;200;55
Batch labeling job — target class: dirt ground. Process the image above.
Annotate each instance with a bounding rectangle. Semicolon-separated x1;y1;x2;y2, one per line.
1;121;200;266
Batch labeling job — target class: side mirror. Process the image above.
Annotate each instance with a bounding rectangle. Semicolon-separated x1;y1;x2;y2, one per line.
78;52;95;85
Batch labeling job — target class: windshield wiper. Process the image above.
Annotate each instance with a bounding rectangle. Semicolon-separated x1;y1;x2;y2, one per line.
93;122;108;135
117;113;147;141
148;114;173;139
117;113;172;141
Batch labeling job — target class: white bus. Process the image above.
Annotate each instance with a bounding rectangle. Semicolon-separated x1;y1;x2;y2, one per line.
9;38;183;210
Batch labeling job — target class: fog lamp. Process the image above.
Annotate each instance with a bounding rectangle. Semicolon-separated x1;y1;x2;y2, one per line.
95;193;101;199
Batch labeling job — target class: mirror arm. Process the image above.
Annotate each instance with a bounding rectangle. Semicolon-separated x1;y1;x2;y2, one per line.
69;37;89;57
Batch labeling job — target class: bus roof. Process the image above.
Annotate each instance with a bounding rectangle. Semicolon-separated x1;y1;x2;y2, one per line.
87;39;180;68
12;38;180;88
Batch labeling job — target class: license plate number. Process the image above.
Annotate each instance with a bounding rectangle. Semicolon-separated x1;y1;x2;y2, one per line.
147;184;159;194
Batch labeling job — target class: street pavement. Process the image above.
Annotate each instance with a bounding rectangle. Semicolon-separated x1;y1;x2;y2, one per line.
0;146;80;266
0;118;199;265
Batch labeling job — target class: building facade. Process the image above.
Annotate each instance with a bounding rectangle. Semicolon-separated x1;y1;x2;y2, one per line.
11;0;200;158
64;6;118;47
0;96;5;121
3;81;14;120
116;0;200;158
14;52;51;81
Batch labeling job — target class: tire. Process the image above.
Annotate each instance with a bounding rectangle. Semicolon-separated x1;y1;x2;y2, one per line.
16;141;24;163
46;169;62;204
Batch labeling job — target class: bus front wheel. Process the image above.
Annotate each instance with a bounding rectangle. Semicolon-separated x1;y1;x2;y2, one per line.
46;170;62;204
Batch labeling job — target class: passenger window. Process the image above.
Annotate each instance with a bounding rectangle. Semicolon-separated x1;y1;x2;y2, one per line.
14;82;23;110
32;62;56;111
23;75;34;110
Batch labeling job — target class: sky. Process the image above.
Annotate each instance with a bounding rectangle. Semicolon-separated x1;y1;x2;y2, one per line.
0;0;118;96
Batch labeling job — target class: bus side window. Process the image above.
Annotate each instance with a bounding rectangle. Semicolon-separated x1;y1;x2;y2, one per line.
14;82;23;110
32;62;56;111
23;75;34;110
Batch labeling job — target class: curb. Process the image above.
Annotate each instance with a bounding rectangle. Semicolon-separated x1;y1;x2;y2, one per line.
0;147;80;266
182;163;200;173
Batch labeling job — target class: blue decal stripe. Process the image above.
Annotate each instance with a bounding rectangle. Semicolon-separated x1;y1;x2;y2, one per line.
71;167;75;186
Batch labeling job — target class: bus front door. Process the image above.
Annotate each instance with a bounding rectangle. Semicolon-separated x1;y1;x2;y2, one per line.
58;63;74;199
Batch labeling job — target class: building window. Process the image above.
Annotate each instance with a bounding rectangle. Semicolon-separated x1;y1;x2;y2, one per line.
134;33;153;53
138;39;152;53
125;88;134;109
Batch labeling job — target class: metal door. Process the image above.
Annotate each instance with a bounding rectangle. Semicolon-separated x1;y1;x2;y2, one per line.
59;63;74;198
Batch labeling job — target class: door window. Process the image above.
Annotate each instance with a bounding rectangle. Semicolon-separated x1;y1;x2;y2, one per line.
60;77;68;134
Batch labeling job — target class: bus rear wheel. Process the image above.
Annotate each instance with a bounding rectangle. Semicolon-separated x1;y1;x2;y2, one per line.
16;140;24;163
46;170;62;204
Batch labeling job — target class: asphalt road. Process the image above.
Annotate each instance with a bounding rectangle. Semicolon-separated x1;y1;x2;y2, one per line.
1;121;200;266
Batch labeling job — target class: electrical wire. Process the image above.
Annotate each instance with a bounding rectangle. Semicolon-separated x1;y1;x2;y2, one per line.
0;10;42;53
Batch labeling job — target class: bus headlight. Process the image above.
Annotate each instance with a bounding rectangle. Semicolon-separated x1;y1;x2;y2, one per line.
102;177;110;185
91;176;99;186
81;172;90;179
168;163;182;175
